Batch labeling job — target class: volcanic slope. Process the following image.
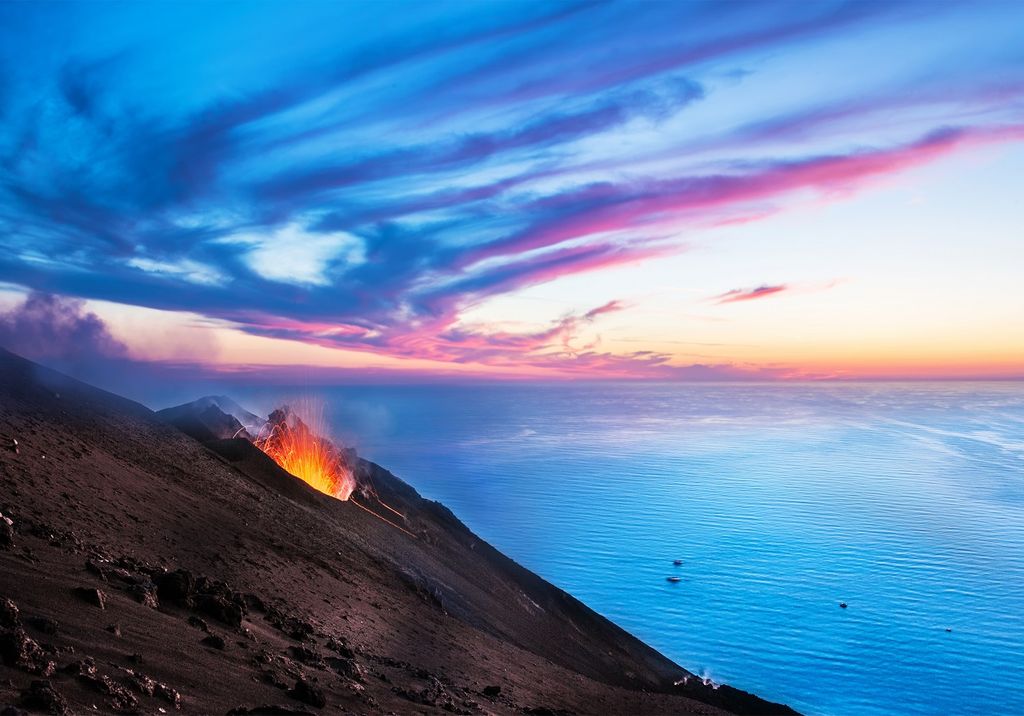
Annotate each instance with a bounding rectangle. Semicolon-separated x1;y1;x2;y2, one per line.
0;348;796;715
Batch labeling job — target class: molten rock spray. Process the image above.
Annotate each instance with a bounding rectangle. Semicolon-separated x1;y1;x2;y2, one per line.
253;405;356;500
252;403;415;537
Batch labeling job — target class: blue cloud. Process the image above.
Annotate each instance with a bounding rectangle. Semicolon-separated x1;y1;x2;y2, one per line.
0;0;1021;373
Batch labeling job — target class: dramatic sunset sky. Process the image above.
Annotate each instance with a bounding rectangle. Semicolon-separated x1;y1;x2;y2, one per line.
1;1;1022;383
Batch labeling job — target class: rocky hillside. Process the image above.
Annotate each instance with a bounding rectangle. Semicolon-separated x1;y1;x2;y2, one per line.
0;348;796;715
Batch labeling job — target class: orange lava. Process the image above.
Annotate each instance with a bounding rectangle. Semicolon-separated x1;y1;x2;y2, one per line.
253;403;355;500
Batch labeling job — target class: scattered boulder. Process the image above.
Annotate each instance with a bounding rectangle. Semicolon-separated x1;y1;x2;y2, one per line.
483;685;501;697
202;634;226;650
265;608;313;641
155;682;182;709
85;558;110;581
72;586;105;609
0;598;20;629
257;667;291;691
194;594;243;627
0;511;14;549
120;666;181;709
65;658;140;713
326;656;363;682
325;636;353;660
188;615;210;633
18;680;67;715
0;629;55;675
287;645;325;670
130;582;159;608
154;568;196;604
241;593;267;612
121;666;156;696
106;623;122;638
63;656;98;678
392;675;463;712
287;678;326;708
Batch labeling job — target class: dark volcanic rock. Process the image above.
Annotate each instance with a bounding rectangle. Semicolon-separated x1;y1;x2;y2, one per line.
62;657;97;678
18;680;68;715
326;655;363;682
287;645;325;669
265;608;313;641
194;593;243;627
202;634;227;650
241;592;266;612
66;658;140;713
129;582;159;608
187;615;210;632
0;598;20;629
483;685;501;697
0;512;14;549
0;628;55;676
84;558;109;581
154;569;196;604
324;636;353;659
393;675;463;712
72;587;105;609
287;678;326;708
120;666;182;709
155;681;182;708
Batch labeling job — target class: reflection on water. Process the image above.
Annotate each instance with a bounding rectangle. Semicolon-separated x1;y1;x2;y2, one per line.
237;382;1024;716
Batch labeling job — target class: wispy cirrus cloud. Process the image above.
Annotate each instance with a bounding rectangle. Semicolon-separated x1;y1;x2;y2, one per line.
714;285;789;305
0;1;1021;379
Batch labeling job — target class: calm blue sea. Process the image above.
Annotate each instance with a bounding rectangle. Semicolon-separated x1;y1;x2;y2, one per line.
236;382;1024;716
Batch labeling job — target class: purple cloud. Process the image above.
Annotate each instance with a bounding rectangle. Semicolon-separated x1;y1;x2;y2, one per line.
713;285;789;304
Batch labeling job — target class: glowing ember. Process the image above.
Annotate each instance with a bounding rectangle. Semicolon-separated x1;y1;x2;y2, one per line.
253;404;355;500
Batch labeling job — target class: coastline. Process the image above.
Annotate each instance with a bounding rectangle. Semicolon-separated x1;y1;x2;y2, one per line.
0;348;796;715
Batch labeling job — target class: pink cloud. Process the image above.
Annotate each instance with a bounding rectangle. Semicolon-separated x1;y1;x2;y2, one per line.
714;285;789;304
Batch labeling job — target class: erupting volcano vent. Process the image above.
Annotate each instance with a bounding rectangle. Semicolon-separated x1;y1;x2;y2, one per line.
253;404;356;500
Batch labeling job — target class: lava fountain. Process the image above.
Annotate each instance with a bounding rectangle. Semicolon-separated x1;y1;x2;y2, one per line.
253;403;355;500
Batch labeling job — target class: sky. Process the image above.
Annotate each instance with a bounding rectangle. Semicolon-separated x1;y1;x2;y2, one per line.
0;0;1022;385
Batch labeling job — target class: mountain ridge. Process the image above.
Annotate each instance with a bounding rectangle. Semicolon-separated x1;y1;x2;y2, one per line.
0;348;796;715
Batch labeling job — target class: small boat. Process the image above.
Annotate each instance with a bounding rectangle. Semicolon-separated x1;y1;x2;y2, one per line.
839;602;848;609
666;576;682;583
672;559;683;566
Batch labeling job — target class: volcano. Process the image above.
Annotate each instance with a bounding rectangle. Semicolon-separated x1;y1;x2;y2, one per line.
0;347;795;715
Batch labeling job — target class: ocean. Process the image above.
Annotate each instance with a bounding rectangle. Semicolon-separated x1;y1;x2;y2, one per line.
236;382;1024;716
